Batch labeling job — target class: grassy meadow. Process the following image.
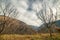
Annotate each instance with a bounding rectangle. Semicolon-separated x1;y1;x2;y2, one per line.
0;33;60;40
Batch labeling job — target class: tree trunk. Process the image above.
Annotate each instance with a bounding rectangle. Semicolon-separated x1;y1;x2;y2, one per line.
49;28;52;38
0;14;5;33
47;24;52;39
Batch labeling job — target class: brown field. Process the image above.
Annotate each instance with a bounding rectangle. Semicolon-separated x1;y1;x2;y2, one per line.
0;33;60;40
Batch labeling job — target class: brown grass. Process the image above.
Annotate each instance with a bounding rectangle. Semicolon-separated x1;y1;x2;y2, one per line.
0;33;60;40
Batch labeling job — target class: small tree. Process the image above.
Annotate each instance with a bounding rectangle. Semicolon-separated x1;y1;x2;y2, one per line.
36;1;58;38
0;3;19;33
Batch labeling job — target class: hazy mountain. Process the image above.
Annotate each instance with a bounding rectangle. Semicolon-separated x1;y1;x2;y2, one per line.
30;25;39;31
55;20;60;27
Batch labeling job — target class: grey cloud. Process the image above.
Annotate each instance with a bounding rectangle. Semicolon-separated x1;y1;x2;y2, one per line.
0;0;60;26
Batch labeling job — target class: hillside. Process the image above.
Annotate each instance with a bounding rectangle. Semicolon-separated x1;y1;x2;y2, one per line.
38;20;60;33
0;15;37;34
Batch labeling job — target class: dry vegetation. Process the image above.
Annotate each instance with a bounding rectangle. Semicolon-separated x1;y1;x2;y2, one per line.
0;33;60;40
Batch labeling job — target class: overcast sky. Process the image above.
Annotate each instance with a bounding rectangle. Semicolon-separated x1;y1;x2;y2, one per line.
0;0;60;27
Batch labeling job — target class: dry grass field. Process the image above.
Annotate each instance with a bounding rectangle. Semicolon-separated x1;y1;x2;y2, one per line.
0;33;60;40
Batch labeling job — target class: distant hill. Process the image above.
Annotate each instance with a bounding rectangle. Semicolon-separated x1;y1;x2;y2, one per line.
55;20;60;27
30;25;39;31
0;15;37;34
38;20;60;33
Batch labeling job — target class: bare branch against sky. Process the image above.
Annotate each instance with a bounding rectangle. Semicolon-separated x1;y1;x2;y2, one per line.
0;0;60;26
0;1;19;33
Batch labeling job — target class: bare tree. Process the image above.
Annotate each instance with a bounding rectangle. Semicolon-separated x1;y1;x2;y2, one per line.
0;3;19;33
36;1;58;38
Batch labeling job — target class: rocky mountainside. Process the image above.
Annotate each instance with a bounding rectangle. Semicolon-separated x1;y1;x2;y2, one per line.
0;15;37;34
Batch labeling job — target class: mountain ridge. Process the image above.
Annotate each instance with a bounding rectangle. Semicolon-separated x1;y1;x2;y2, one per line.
0;15;37;34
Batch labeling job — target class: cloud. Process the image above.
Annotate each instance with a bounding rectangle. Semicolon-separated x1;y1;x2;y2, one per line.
10;0;60;26
1;0;60;26
10;0;41;26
